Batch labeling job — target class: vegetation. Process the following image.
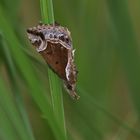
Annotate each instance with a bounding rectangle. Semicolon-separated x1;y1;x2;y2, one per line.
0;0;140;140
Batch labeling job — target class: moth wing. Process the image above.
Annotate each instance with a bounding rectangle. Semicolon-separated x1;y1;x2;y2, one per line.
39;42;68;80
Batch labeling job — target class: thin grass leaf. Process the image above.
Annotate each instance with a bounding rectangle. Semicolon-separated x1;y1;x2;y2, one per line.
40;0;67;139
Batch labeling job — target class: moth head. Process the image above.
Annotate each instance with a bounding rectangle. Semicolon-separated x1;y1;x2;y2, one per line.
27;28;47;52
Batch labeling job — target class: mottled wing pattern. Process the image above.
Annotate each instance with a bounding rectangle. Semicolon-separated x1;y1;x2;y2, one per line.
39;42;68;81
27;23;80;99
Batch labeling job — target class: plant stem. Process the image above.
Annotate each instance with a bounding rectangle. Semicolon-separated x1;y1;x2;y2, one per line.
40;0;67;139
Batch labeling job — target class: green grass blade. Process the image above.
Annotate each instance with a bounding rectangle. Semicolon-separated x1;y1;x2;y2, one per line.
40;0;67;139
40;0;54;23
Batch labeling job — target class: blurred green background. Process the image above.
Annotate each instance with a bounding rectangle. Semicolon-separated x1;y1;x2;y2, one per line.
0;0;140;140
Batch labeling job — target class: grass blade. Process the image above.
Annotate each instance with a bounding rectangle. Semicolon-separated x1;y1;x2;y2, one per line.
40;0;67;139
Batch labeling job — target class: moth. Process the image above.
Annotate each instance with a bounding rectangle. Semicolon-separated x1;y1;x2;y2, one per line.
27;22;80;99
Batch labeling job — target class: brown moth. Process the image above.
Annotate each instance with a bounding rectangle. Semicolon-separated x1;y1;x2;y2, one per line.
27;22;79;99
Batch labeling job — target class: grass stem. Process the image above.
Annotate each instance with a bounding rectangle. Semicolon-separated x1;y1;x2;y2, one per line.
40;0;67;139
